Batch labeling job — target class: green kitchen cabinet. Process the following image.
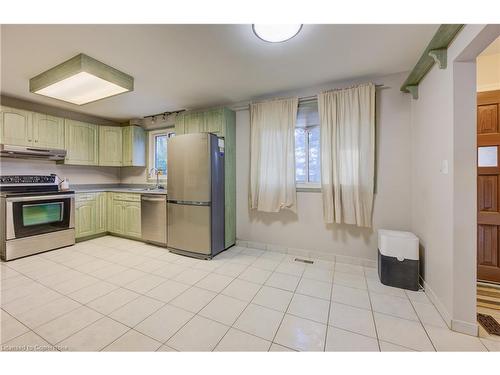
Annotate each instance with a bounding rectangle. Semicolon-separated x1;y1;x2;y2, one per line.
124;202;142;238
110;200;125;235
99;126;123;166
174;107;236;248
33;113;65;149
175;111;204;135
0;106;33;146
64;119;99;165
203;108;224;135
122;126;146;167
108;193;141;239
75;193;97;239
0;107;65;149
95;192;108;234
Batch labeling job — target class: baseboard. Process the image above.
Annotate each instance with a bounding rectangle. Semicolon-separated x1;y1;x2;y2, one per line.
451;319;479;336
236;239;377;268
420;277;453;328
421;277;479;336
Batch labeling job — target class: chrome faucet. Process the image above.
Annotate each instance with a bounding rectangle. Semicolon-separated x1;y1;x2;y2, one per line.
149;168;163;189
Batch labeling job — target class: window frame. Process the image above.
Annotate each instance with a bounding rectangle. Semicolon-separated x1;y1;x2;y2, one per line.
147;128;175;182
295;103;321;191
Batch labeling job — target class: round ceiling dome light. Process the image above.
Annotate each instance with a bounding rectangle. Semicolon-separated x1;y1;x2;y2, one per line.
252;24;302;43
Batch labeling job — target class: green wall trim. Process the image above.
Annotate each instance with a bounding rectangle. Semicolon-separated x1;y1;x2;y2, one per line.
400;24;464;98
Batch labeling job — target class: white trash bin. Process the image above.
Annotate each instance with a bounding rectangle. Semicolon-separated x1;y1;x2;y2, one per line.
377;229;420;291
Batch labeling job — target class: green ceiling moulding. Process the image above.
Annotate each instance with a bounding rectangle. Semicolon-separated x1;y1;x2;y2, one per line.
30;53;134;105
401;24;464;100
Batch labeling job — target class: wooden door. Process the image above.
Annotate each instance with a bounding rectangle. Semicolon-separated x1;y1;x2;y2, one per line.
477;90;500;283
34;113;65;149
0;106;33;146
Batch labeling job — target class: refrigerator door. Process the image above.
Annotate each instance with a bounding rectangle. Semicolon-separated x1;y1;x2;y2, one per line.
167;202;211;255
167;133;210;202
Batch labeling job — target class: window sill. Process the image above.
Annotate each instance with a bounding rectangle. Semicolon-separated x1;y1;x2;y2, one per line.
296;183;321;193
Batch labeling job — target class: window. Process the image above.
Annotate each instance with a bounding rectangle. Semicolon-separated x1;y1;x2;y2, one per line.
295;101;321;188
148;129;175;180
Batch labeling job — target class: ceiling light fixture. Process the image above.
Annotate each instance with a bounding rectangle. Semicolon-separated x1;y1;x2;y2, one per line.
30;53;134;105
252;24;302;43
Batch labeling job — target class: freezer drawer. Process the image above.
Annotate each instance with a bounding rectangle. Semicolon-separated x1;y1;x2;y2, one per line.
167;202;211;255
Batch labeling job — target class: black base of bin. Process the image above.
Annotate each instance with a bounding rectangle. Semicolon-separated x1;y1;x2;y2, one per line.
378;249;419;291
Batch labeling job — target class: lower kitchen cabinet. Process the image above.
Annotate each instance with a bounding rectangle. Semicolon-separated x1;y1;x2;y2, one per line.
108;193;142;239
95;192;108;234
75;193;97;239
75;191;141;240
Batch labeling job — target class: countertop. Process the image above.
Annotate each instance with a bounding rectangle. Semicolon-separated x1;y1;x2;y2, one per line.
71;184;168;195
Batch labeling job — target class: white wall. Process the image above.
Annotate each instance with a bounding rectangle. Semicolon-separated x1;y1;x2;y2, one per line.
410;24;500;335
0;158;121;184
236;72;412;261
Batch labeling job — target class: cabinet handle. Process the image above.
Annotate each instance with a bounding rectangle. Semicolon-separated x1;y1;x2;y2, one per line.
35;140;38;143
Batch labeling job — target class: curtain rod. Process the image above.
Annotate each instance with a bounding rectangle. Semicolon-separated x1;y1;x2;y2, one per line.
231;84;386;111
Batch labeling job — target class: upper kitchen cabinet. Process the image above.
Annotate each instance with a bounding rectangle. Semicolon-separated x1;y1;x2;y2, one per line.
0;106;65;148
33;113;65;149
122;125;146;167
0;106;33;146
175;111;204;135
204;108;224;135
64;119;99;166
175;107;232;137
99;126;123;166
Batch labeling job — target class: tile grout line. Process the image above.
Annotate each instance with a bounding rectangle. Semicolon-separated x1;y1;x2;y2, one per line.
364;268;381;352
323;263;336;351
268;261;307;350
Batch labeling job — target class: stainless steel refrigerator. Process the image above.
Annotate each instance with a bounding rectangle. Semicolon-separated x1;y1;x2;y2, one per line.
167;133;225;258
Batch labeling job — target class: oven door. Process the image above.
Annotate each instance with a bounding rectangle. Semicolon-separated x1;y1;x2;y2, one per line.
6;194;75;240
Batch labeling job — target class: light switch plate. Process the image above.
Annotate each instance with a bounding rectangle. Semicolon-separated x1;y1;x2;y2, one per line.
440;160;449;174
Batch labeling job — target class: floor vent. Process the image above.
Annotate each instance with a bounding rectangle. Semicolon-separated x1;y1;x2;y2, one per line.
477;313;500;336
294;258;313;264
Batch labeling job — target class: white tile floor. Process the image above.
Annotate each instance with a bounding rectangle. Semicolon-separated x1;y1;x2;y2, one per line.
0;235;497;352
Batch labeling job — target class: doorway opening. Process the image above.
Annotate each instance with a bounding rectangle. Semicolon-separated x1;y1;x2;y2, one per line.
476;35;500;338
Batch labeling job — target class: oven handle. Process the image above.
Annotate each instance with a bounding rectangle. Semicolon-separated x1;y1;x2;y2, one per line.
6;194;75;202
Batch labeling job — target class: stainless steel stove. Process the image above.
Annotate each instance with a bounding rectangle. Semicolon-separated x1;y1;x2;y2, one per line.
0;175;75;261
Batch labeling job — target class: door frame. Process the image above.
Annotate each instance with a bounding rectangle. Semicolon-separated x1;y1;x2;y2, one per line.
451;25;500;336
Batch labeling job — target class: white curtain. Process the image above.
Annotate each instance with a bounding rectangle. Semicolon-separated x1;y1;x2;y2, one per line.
250;97;298;212
318;83;375;227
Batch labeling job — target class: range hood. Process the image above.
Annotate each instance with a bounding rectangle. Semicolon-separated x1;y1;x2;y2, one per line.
0;144;66;160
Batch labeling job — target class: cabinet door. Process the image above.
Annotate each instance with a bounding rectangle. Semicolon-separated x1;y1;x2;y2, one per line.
33;113;65;149
174;113;186;135
124;202;141;238
75;200;96;238
0;106;33;146
95;192;107;233
185;112;204;134
99;126;123;166
122;126;146;167
204;108;223;135
65;120;98;165
110;201;124;235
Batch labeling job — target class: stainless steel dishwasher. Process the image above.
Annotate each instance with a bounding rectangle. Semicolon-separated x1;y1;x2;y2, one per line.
141;194;167;246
